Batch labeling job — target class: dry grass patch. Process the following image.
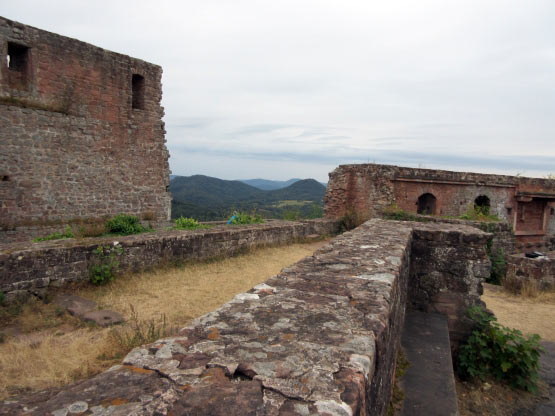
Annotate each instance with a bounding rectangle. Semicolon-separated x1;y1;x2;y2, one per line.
482;283;555;341
78;241;328;328
0;240;328;399
0;329;115;397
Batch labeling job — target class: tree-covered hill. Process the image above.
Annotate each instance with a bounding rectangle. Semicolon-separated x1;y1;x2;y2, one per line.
170;175;326;221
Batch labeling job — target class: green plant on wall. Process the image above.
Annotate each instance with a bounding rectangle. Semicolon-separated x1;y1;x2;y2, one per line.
33;225;75;242
459;206;500;222
457;307;543;393
89;243;124;285
173;216;208;230
105;214;149;236
486;239;506;285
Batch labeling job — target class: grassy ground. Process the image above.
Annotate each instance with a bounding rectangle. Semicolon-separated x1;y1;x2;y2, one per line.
0;240;328;399
456;283;555;415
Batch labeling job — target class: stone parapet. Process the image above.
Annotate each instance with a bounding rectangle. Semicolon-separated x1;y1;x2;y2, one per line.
0;219;340;301
505;251;555;291
0;219;490;415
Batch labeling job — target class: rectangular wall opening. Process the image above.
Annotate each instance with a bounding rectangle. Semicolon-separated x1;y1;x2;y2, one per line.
132;74;145;109
7;42;29;72
6;42;30;88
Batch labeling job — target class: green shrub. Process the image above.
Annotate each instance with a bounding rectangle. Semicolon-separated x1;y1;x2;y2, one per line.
228;212;264;225
33;225;74;242
105;214;148;235
0;291;5;307
174;216;204;230
457;307;543;393
486;241;507;285
89;244;123;285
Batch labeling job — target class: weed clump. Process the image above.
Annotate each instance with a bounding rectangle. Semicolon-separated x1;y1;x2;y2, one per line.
105;214;149;236
89;243;123;285
457;307;543;393
174;217;207;230
109;305;173;353
33;225;74;242
459;206;500;222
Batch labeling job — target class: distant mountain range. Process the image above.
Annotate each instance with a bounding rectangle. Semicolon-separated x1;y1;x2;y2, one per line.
170;175;326;221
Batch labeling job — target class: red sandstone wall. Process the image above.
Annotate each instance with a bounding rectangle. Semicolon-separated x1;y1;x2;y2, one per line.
324;163;555;248
0;17;171;234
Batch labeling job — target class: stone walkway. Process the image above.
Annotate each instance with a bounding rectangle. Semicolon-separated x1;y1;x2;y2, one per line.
399;311;458;416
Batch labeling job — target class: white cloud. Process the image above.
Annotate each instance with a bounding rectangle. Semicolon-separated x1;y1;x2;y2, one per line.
3;0;555;181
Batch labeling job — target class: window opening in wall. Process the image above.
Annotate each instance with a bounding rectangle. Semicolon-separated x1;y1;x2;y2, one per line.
507;207;512;216
1;175;9;181
474;195;490;215
7;42;29;72
417;193;437;215
132;74;145;109
551;208;554;215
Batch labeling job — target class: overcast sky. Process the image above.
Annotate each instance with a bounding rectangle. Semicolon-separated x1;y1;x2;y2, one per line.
3;1;555;181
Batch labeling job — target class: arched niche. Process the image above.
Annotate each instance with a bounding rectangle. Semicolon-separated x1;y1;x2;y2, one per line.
417;193;437;215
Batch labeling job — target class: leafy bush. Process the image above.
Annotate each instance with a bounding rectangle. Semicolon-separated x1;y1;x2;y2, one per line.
174;216;204;230
457;307;543;393
33;225;74;242
228;212;265;225
89;243;123;285
105;214;148;235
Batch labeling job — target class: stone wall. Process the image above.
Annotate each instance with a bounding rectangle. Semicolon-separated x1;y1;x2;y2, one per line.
505;252;555;291
0;17;171;242
0;220;340;301
324;163;555;249
409;223;490;351
0;219;490;415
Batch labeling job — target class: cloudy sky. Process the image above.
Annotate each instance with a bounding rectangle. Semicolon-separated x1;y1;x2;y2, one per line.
3;1;555;181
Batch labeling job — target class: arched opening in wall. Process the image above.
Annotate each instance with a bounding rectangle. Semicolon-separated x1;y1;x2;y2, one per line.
474;195;490;215
417;193;437;215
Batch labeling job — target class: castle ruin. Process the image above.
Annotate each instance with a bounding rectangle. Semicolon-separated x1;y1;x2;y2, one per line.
0;17;171;243
324;164;555;251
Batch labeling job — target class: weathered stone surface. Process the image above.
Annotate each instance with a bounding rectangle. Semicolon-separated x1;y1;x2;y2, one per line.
505;251;555;291
0;16;171;244
83;310;124;327
0;219;490;415
0;219;340;301
54;294;97;317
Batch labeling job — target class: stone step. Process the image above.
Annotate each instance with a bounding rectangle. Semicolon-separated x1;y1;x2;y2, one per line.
399;310;459;416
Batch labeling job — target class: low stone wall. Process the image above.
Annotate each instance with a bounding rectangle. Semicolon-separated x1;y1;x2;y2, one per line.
0;219;340;301
0;219;490;415
505;251;555;291
409;223;491;351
